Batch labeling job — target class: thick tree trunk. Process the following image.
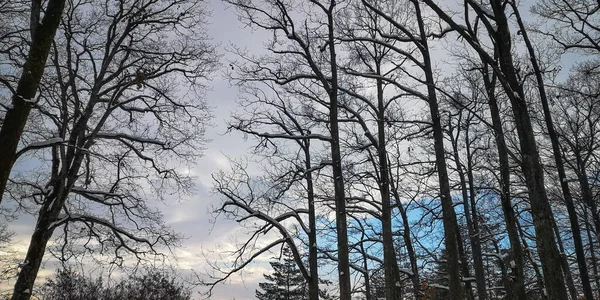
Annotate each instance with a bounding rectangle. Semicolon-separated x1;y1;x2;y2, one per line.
413;2;463;299
552;220;578;299
12;101;88;299
11;189;63;300
517;218;547;300
512;8;594;299
0;0;66;203
489;2;567;298
419;0;567;297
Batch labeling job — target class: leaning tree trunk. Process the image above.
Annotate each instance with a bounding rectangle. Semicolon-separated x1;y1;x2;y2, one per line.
551;219;578;299
512;7;594;299
517;217;547;300
11;180;66;300
488;2;567;298
0;0;66;203
414;2;464;299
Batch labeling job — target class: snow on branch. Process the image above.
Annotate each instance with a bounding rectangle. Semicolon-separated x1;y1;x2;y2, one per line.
15;137;63;159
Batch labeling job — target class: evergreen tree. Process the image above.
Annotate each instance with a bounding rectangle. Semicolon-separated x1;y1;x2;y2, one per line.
256;248;308;300
256;247;334;300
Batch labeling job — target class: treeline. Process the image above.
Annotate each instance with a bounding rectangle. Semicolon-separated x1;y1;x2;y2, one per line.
35;268;191;300
204;1;600;300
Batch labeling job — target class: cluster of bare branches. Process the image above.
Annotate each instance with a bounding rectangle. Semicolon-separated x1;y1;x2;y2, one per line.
0;0;216;299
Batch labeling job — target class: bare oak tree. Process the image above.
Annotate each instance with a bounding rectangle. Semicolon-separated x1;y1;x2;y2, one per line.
7;0;216;298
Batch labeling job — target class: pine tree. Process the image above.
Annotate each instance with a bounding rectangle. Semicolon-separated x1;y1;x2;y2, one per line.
255;247;335;300
256;248;308;300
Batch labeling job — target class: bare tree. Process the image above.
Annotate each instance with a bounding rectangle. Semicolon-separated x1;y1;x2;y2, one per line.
220;0;352;297
534;0;600;56
204;79;329;300
7;0;216;298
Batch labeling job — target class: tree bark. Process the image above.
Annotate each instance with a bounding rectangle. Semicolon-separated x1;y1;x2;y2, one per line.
448;114;485;300
576;152;600;242
419;1;567;297
584;206;600;291
551;219;578;300
0;0;66;203
11;183;64;300
464;122;488;300
390;179;421;300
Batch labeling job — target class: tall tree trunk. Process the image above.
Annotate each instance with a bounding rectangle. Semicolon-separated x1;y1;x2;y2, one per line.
325;4;351;298
512;7;594;299
576;152;600;241
12;96;90;298
376;71;402;299
480;62;527;300
464;124;487;300
0;0;66;203
413;2;464;298
551;220;578;299
455;223;475;300
448;115;484;300
517;217;547;300
584;206;600;290
419;1;568;297
488;2;567;298
303;139;320;300
360;228;372;300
